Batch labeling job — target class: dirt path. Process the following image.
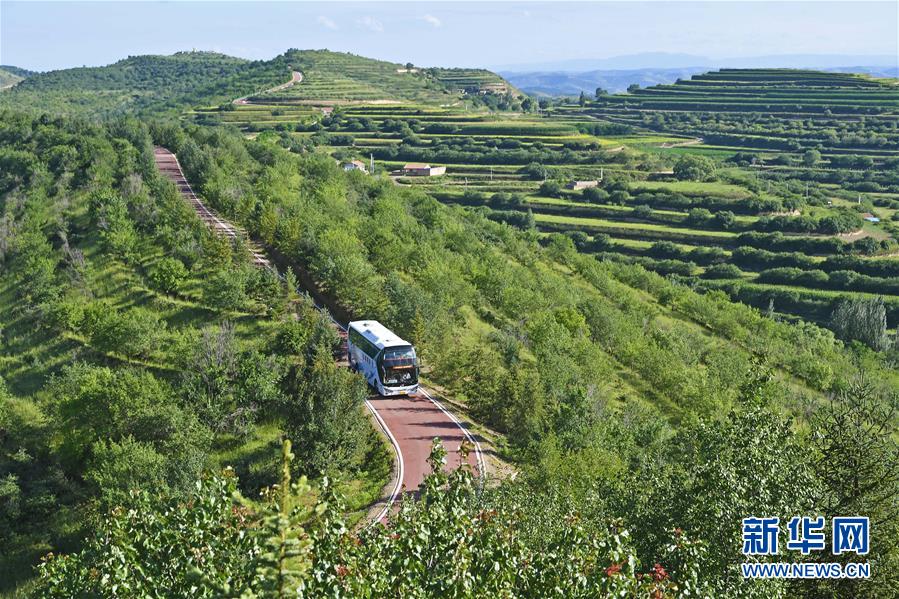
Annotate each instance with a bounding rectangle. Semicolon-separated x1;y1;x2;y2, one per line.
660;137;703;148
234;70;303;105
154;146;485;525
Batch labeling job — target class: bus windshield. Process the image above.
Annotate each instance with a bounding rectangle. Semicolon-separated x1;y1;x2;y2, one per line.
379;346;417;386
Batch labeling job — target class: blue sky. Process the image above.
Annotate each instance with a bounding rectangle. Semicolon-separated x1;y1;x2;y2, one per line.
2;1;897;72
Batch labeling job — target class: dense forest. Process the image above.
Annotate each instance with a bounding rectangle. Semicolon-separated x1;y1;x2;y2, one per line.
1;50;898;597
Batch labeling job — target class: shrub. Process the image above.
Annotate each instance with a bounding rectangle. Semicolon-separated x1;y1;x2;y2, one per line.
147;257;188;294
703;263;744;279
538;180;562;197
582;186;609;203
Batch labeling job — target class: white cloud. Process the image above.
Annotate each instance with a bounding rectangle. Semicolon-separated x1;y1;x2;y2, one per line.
421;14;442;28
356;16;384;33
317;16;338;31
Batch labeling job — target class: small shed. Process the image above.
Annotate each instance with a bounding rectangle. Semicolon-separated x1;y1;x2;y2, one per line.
402;163;446;177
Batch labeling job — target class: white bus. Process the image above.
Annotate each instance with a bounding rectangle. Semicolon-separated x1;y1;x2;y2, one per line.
346;320;419;396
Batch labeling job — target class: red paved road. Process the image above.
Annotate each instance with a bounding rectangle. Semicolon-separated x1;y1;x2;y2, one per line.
368;392;480;497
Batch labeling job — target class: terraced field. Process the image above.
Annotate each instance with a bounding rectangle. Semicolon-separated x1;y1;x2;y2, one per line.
583;69;899;167
253;50;517;104
193;67;899;329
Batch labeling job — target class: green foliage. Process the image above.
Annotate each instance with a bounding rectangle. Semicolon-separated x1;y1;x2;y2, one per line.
49;363;210;489
38;470;260;597
1;51;290;116
89;190;138;260
181;322;286;434
538;179;562;197
38;440;713;597
803;378;899;598
84;303;167;360
830;296;891;351
250;440;319;598
147;256;188;294
283;346;372;476
673;154;717;181
205;267;249;311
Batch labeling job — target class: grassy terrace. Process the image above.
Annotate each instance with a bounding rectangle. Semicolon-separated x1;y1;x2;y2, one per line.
533;212;736;240
195;67;899;326
584;69;899;159
249;50;517;104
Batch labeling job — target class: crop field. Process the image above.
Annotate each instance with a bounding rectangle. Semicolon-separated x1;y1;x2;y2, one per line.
191;67;899;328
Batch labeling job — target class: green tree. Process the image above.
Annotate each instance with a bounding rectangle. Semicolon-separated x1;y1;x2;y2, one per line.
801;378;899;598
283;348;372;476
205;267;249;311
802;149;822;168
673;155;717;182
539;180;562;197
715;210;737;230
38;471;260;597
49;364;210;491
830;296;891;351
89;191;138;260
147;256;188;294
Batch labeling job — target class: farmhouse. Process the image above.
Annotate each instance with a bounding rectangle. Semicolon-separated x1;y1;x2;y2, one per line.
342;160;368;173
862;212;881;223
566;180;600;191
401;163;446;177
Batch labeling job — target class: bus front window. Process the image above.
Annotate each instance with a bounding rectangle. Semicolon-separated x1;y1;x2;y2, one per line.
380;346;418;386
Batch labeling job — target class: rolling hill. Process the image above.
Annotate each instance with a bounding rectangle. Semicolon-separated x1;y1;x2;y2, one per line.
251;49;517;104
0;49;520;115
0;51;290;116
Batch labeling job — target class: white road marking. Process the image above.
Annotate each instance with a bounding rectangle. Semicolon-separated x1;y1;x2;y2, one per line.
364;397;405;524
419;388;487;483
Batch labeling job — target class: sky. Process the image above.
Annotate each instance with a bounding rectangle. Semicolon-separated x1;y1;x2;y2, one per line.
1;1;897;72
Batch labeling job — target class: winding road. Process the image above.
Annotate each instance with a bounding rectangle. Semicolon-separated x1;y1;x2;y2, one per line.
234;70;303;105
153;144;484;523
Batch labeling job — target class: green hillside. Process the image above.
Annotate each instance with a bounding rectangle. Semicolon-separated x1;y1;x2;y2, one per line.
0;112;388;590
0;52;288;116
255;49;518;104
0;49;521;116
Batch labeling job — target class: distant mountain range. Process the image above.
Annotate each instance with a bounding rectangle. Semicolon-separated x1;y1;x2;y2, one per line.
495;52;898;72
498;52;898;96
